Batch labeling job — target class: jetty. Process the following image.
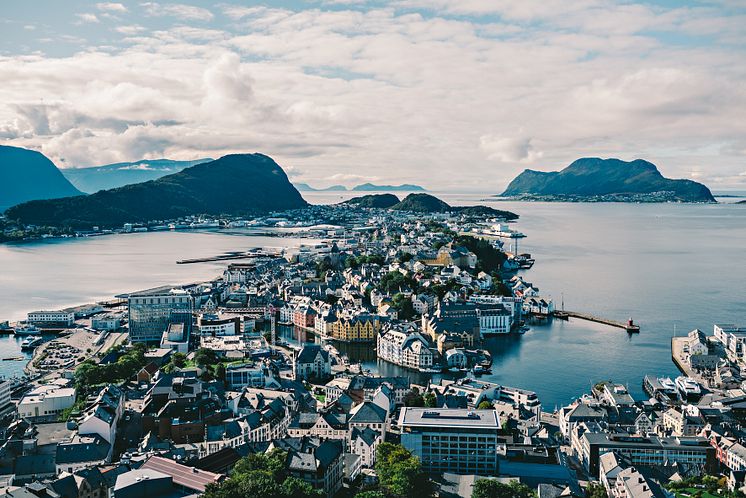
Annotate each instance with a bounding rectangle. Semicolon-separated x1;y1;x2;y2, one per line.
552;310;640;333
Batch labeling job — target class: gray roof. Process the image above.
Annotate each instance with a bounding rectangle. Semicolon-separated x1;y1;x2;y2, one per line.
56;434;111;464
399;407;501;429
350;401;387;424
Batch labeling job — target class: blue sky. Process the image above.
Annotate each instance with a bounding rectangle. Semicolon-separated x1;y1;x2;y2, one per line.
2;0;745;190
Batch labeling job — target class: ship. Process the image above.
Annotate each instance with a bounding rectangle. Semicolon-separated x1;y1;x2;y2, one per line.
13;324;40;336
20;335;43;351
675;376;702;402
643;375;678;401
473;364;492;375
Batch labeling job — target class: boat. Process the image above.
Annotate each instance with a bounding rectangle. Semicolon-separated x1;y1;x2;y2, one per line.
20;335;43;351
675;376;702;402
643;375;677;401
473;364;491;375
13;325;40;336
513;253;535;269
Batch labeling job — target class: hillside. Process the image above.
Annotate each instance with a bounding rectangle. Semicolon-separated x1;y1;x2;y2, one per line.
62;158;212;193
0;145;83;210
342;193;400;208
6;153;308;228
391;193;518;219
501;157;715;202
352;183;426;192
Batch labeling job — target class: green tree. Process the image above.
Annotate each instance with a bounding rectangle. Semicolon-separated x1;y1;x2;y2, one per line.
471;479;535;498
194;348;218;367
171;352;187;368
424;392;437;408
477;401;493;410
354;492;385;498
375;443;434;498
586;482;608;498
392;293;415;320
403;388;424;407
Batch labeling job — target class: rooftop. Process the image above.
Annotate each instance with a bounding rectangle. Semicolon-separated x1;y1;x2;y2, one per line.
399;407;501;429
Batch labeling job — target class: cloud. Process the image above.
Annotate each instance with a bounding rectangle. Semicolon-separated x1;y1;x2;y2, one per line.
96;2;128;13
75;13;100;24
115;25;146;35
141;2;214;21
480;135;543;163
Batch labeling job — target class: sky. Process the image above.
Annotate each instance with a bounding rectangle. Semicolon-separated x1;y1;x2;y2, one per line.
1;0;745;191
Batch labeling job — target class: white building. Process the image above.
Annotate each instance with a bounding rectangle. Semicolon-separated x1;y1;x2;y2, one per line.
198;313;242;336
91;314;120;331
160;323;189;353
18;384;76;421
27;310;75;327
293;344;332;380
377;325;435;371
350;427;381;468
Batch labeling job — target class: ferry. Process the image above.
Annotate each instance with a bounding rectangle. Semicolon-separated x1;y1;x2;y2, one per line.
512;253;535;269
20;335;43;351
643;375;678;401
675;376;702;402
13;324;41;336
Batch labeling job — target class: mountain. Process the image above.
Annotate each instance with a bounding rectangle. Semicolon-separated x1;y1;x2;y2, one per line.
390;193;518;219
294;183;348;192
62;158;212;193
0;145;83;210
342;193;400;208
501;157;716;202
352;183;426;192
6;153;308;228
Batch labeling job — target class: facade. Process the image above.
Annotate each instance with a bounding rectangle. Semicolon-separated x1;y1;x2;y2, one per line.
127;286;194;342
399;407;501;475
225;363;270;389
27;310;75;327
18;384;76;422
160;323;189;353
329;313;381;342
198;313;241;336
377;325;435;371
91;314;121;331
293;345;332;380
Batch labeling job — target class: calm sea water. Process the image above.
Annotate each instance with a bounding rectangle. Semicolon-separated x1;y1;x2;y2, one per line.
2;194;746;408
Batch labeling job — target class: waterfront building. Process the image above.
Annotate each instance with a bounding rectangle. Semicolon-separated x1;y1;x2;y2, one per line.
714;324;746;364
399;407;501;475
26;310;75;327
376;324;435;371
293;344;331;380
434;378;542;417
329;313;380;342
127;286;194;343
197;313;242;336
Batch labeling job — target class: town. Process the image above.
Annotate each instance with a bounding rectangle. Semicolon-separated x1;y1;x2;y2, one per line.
1;201;745;498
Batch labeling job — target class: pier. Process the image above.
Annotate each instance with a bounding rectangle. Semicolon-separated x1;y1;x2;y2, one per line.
552;310;640;333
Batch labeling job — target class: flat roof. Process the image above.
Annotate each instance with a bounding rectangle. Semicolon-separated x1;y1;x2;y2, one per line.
399;407;501;429
140;456;223;493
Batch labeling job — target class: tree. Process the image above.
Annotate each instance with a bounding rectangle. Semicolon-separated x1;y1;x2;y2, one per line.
477;401;494;410
215;363;226;382
471;479;535;498
375;443;434;498
392;293;415;320
403;388;424;407
424;392;437;408
194;348;218;367
171;352;187;368
586;482;608;498
354;492;385;498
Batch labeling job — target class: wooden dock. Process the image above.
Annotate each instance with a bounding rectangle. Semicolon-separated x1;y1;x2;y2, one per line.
552;310;640;333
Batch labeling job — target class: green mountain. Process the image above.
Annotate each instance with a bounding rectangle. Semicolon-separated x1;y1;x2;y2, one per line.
391;193;518;219
6;153;308;228
62;158;212;193
352;183;426;192
343;193;400;208
0;145;83;210
501;157;715;202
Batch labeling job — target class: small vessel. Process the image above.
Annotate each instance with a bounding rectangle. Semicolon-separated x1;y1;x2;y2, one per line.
20;335;43;350
13;324;40;336
473;364;491;375
675;376;702;402
643;375;677;401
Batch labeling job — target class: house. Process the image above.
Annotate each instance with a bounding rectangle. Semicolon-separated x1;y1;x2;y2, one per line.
350;427;382;467
56;434;111;474
293;345;332;381
273;437;345;498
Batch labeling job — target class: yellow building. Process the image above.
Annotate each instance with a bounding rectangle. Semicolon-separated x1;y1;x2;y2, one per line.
330;314;381;343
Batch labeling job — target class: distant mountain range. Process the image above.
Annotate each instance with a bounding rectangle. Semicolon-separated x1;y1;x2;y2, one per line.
294;182;426;192
501;157;715;203
62;158;212;193
0;145;83;210
5;153;307;228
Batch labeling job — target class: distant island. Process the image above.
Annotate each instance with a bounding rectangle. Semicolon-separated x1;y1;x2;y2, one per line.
391;193;519;219
352;183;426;192
343;193;401;208
5;154;307;229
295;183;427;192
500;157;716;203
0;145;83;210
62;158;212;193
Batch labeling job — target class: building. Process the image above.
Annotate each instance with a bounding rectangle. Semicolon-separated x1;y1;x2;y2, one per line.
377;325;435;371
160;323;189;353
139;455;223;494
56;434;111;473
17;383;76;422
714;324;746;363
127;286;194;342
0;379;12;416
399;407;501;475
579;433;716;477
225;363;272;389
91;314;121;331
275;437;344;498
293;344;331;380
26;310;75;327
198;313;242;336
329;313;381;343
77;385;124;447
351;427;382;468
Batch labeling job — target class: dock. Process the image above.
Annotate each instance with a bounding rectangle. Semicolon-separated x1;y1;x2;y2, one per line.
552;310;640;333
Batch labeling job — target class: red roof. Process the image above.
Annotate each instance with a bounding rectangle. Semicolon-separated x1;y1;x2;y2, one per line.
140;456;224;492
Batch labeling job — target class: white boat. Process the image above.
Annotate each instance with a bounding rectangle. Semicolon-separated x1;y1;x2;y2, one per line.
13;325;40;336
20;335;43;350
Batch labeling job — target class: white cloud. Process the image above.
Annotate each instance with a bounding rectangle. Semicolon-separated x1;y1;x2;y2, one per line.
115;25;146;35
141;2;214;21
480;135;543;163
96;2;128;13
75;13;100;24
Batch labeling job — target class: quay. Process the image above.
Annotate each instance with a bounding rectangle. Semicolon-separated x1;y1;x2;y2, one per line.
552;310;640;333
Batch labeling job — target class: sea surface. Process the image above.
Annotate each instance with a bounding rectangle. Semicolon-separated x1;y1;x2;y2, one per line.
2;193;746;409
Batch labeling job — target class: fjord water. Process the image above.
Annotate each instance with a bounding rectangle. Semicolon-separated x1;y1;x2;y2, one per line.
2;197;746;408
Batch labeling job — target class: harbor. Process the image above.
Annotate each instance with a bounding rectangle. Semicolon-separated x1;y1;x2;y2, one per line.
552;310;641;333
